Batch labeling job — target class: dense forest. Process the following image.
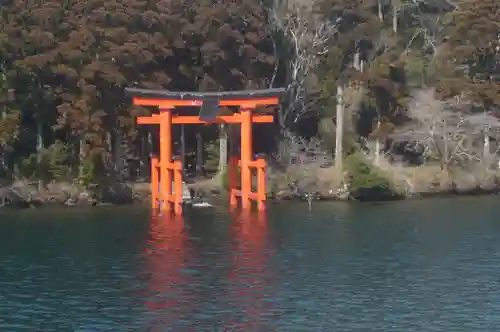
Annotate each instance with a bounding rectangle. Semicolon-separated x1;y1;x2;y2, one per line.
0;0;499;200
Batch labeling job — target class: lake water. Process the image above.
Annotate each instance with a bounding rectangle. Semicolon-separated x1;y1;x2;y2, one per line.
1;196;500;331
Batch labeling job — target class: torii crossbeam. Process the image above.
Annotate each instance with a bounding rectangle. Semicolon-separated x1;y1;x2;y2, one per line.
125;87;286;215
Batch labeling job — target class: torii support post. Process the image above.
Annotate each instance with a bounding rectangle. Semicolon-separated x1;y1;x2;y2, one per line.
126;88;285;216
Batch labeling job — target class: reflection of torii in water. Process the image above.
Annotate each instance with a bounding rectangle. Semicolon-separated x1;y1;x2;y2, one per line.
141;215;188;328
225;212;272;330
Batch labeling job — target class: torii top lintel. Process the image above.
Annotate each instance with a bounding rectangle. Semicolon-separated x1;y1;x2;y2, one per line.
125;87;286;108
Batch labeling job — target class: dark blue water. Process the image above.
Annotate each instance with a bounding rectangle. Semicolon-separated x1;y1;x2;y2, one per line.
1;196;500;331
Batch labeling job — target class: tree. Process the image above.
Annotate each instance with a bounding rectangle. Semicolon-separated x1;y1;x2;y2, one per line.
1;0;496;200
0;0;283;183
269;1;332;131
0;25;20;176
437;0;500;164
168;0;279;174
5;0;178;182
393;89;500;174
314;0;383;174
0;70;19;176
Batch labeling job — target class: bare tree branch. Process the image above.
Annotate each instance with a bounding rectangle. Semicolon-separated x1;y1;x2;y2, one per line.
392;89;500;169
269;1;335;129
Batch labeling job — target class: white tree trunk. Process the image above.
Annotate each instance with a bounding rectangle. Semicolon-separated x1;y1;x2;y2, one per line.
78;137;85;178
443;119;449;168
148;130;153;158
37;121;44;189
218;124;228;174
378;1;384;21
196;132;203;176
375;119;381;166
353;51;361;71
392;5;398;33
483;131;491;167
106;132;112;156
36;121;44;152
335;83;344;173
180;125;185;171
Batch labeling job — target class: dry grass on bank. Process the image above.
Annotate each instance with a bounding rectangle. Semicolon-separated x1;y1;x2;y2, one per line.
186;176;222;194
267;163;344;195
185;162;346;198
364;152;500;195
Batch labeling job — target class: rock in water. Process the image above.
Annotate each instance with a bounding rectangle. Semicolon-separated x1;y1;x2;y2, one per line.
192;202;213;208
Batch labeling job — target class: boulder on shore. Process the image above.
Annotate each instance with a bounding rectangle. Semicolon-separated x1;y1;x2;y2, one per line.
0;181;151;209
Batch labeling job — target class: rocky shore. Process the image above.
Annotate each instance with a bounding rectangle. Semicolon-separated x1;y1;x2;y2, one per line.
0;179;350;209
188;179;500;205
1;179;499;209
0;181;150;209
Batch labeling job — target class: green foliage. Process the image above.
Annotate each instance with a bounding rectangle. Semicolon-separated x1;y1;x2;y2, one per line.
204;139;219;173
77;158;95;188
404;53;432;88
77;153;108;189
345;153;400;200
0;0;498;199
46;141;71;181
437;0;500;106
0;0;280;183
15;141;71;182
220;165;230;191
0;110;20;150
16;153;39;180
219;164;241;191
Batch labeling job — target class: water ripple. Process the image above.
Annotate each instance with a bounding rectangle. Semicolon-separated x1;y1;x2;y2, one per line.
1;199;500;331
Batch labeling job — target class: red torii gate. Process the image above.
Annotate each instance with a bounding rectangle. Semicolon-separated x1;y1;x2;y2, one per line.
125;88;286;215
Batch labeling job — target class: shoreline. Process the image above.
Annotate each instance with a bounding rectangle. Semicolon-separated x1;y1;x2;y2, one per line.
0;179;499;209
